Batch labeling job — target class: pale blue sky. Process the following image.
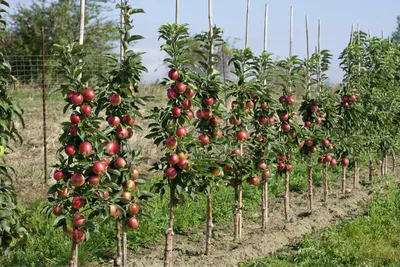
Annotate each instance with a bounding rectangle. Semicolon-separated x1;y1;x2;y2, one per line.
11;0;400;83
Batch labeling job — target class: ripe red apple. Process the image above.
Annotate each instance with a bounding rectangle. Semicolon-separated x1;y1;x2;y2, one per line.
258;162;267;170
231;117;242;125
286;164;293;172
71;173;85;187
116;127;129;139
199;134;210;145
248;176;260;185
126;128;134;139
114;157;127;169
81;105;92;115
106;141;119;155
72;196;85;210
122;114;135;125
182;99;192;110
108;116;121;127
92;161;107;176
202;109;211;120
225;165;234;173
176;127;187;137
304;121;312;127
110;94;122;106
286;96;295;105
166;137;177;149
71;93;84;105
165;167;178;180
279;111;289;121
130;167;139;180
341;157;349;167
290;131;297;138
330;159;338;167
177;150;189;159
325;154;333;162
251;93;258;100
109;204;120;218
350;94;357;102
121;191;133;202
128;203;139;215
69;125;78;136
317;156;325;164
73;213;86;228
259;116;268;124
66;91;75;99
310;103;319;113
203;97;215;106
174;82;186;93
82;87;95;101
187;110;194;121
177;158;189;170
210;116;220;126
124;180;136;191
168;154;180;165
53;206;62;216
309;147;318;153
278;154;287;161
57;188;70;198
341;95;349;102
53;170;66;181
243;108;250;115
185;88;195;98
168;69;179;80
79;141;92;156
196;109;203;119
268;117;275;124
322;139;330;148
261;103;268;110
212;130;223;138
88;175;101;185
65;144;76;156
167;88;178;100
343;102;350;108
246;101;254;109
237;130;249;141
279;96;287;104
126;217;139;229
72;229;85;243
256;136;264;142
70;114;81;124
277;162;286;171
171;106;182;117
282;123;291;132
262;170;271;179
315;117;322;124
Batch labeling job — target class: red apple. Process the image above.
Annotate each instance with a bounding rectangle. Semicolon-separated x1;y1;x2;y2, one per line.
350;94;357;102
343;102;350;108
286;164;293;172
286;96;295;105
246;100;254;109
261;103;268;109
177;158;189;170
121;191;133;202
166;137;177;149
199;134;210;145
174;82;186;93
106;141;119;155
72;196;85;210
71;93;84;105
330;159;338;167
325;154;333;162
196;109;203;119
315;117;322;124
165;167;178;180
93;161;107;176
124;180;136;191
79;141;92;156
341;95;349;102
278;154;287;161
203;97;215;106
282;123;291;132
110;94;122;106
176;127;187;137
53;206;62;216
109;204;120;218
341;157;349;167
182;99;192;110
53;170;66;181
318;156;325;164
168;154;180;165
65;144;76;156
73;213;86;228
57;188;70;198
116;127;129;139
88;175;101;185
248;176;260;185
81;105;92;115
310;103;319;113
108;116;121;127
71;173;85;187
127;128;134;139
70;114;81;124
322;139;330;148
114;157;127;169
304;121;312;127
185;88;195;98
256;136;264;142
128;203;139;215
171;106;182;117
212;130;223;138
72;229;85;243
168;69;179;80
130;168;139;180
309;147;318;153
202;109;211;120
231;117;242;125
167;88;178;100
126;217;139;229
268;117;275;124
277;162;286;171
122;114;135;125
187;110;194;121
258;162;267;170
262;170;271;179
82;87;95;101
279;96;287;104
69;125;78;136
210;116;221;126
237;130;248;141
279;111;289;121
259;116;268;124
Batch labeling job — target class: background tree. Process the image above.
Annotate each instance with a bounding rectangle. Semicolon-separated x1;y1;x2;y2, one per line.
391;16;400;44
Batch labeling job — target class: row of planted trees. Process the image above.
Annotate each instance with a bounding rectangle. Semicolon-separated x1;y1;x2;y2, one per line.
14;2;400;267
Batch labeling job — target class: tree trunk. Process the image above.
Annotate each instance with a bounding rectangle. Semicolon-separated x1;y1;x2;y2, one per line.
205;194;213;255
233;183;242;240
114;219;122;266
284;171;290;221
164;187;175;267
392;151;396;172
381;152;385;177
70;237;78;267
341;165;347;194
307;156;313;211
385;152;388;174
353;158;359;189
369;156;373;181
323;163;328;202
122;222;127;267
261;178;268;229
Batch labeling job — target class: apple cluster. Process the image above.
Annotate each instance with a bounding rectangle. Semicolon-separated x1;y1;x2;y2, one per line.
340;94;357;109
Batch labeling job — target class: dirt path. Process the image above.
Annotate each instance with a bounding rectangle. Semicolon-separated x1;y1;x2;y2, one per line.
123;179;376;267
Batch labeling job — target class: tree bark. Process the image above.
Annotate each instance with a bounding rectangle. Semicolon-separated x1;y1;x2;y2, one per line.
353;158;359;189
114;219;122;266
369;157;373;181
307;156;313;211
392;151;396;172
122;222;127;267
205;194;213;255
341;165;347;194
70;237;78;267
233;183;242;240
385;152;388;174
261;178;268;229
323;164;328;202
164;187;175;267
284;171;290;221
381;153;385;177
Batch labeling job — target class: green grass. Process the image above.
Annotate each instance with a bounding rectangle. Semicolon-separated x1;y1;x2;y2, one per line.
240;179;400;267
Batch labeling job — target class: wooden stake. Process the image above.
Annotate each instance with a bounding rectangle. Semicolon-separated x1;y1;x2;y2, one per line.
350;24;354;44
114;219;122;266
122;223;127;267
120;0;127;61
70;238;78;267
79;0;86;45
392;152;396;172
245;0;250;48
317;20;321;92
305;16;310;92
41;26;48;184
205;194;213;255
284;171;290;221
261;177;268;229
369;156;373;181
307;156;313;211
353;159;359;189
164;187;175;267
341;166;347;194
385;152;388;174
289;6;293;57
323;164;328;202
264;4;269;51
175;0;179;24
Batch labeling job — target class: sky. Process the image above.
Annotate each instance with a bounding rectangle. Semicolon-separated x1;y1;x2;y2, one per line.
10;0;400;83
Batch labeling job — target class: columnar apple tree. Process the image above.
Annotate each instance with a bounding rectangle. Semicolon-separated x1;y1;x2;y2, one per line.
0;0;27;253
95;4;152;266
146;23;197;267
